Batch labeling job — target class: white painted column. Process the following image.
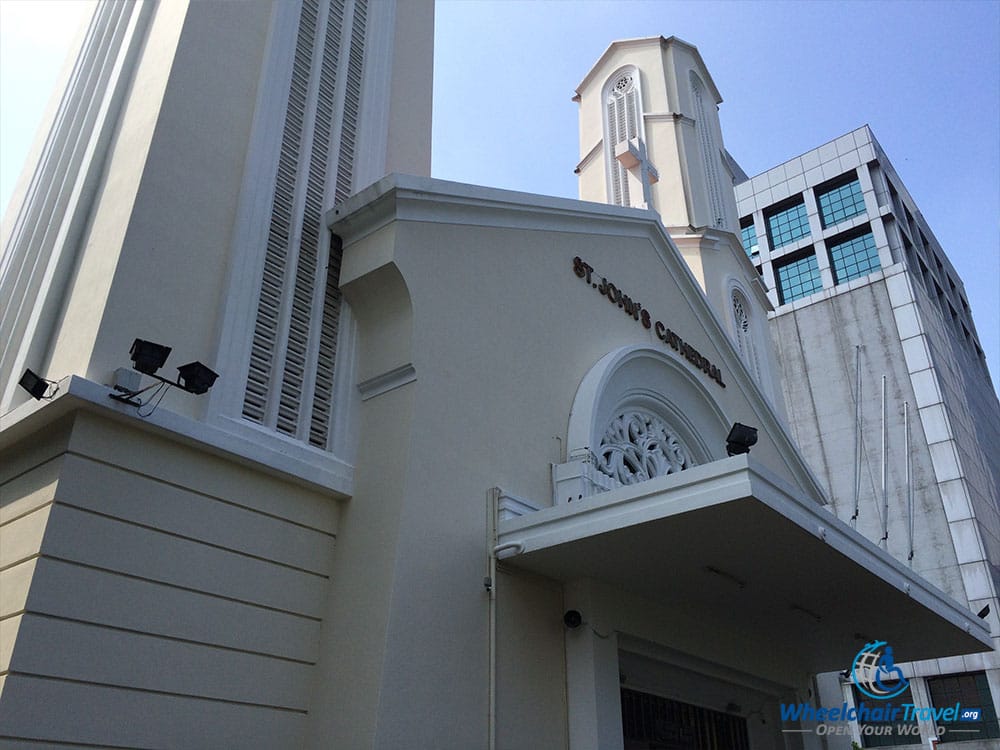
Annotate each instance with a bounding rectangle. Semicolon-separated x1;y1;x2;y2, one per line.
564;580;624;750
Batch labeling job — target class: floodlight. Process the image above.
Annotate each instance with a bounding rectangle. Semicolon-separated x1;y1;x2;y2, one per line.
19;369;51;400
726;422;758;456
176;361;219;395
130;339;171;375
112;341;219;411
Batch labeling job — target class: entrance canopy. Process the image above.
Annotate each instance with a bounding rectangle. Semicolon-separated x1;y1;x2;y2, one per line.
498;455;991;674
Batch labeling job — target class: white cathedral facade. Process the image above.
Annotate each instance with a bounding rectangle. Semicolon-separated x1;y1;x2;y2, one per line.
1;4;995;749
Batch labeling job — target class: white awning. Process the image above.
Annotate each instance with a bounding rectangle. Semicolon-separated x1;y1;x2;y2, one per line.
497;455;991;673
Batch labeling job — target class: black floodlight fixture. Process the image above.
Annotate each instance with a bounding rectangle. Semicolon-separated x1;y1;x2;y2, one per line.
978;604;991;619
563;610;583;629
130;338;171;375
112;340;219;413
176;361;219;395
726;422;758;456
19;369;57;400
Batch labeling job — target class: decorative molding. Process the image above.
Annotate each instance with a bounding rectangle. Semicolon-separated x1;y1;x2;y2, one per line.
0;0;154;411
357;363;416;401
644;112;694;126
497;490;543;521
552;451;617;505
596;411;694;486
574;139;603;174
0;375;354;496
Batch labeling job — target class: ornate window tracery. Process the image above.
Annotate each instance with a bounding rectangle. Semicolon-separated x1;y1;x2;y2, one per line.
731;288;761;382
596;410;694;486
733;293;750;335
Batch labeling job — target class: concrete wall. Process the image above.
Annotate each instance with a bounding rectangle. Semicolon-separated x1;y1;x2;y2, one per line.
769;275;966;601
744;125;1000;732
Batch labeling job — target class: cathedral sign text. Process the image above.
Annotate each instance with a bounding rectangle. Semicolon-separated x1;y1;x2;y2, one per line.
572;256;726;388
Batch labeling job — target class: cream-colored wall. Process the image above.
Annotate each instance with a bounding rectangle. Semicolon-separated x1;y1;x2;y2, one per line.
312;180;826;746
0;409;340;747
575;37;784;413
0;419;69;684
46;2;272;416
303;256;417;748
44;1;188;392
576;41;675;212
496;569;569;749
575;38;735;231
382;0;434;179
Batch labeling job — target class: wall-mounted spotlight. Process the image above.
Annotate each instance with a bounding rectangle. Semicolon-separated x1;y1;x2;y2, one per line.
176;361;219;395
977;604;990;619
726;422;758;456
110;338;219;414
130;339;172;375
18;369;58;400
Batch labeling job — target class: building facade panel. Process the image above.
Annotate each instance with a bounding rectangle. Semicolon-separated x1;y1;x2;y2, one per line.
737;125;1000;747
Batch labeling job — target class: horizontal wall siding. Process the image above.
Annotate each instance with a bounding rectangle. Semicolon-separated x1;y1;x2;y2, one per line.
0;413;341;748
0;675;306;748
1;451;62;679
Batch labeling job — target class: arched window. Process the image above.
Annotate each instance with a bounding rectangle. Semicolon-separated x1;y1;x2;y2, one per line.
731;289;761;382
603;67;643;207
690;72;726;229
596;409;696;486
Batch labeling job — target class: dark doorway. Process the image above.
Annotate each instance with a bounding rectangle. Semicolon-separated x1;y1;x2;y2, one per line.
621;687;750;750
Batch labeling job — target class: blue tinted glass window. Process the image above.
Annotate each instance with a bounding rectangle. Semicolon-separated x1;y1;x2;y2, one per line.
766;201;810;249
928;672;1000;742
818;178;866;228
776;252;822;304
829;231;880;284
740;220;758;258
852;685;918;747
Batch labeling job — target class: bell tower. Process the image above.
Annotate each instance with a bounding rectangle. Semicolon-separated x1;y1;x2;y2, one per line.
575;36;783;410
574;36;740;231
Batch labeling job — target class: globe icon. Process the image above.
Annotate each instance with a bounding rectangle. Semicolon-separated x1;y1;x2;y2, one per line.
852;641;909;700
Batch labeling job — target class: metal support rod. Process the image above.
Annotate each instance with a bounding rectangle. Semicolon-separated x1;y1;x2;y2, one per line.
906;402;914;563
486;488;499;750
880;375;889;548
851;346;862;526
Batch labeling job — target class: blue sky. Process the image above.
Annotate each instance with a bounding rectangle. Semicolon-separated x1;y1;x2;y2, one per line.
432;0;1000;389
2;0;998;388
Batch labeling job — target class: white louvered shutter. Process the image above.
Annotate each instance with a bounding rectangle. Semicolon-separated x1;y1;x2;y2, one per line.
606;69;641;207
244;0;367;450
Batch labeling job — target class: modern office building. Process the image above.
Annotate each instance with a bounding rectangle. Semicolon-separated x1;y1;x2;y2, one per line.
735;127;1000;746
1;8;996;750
